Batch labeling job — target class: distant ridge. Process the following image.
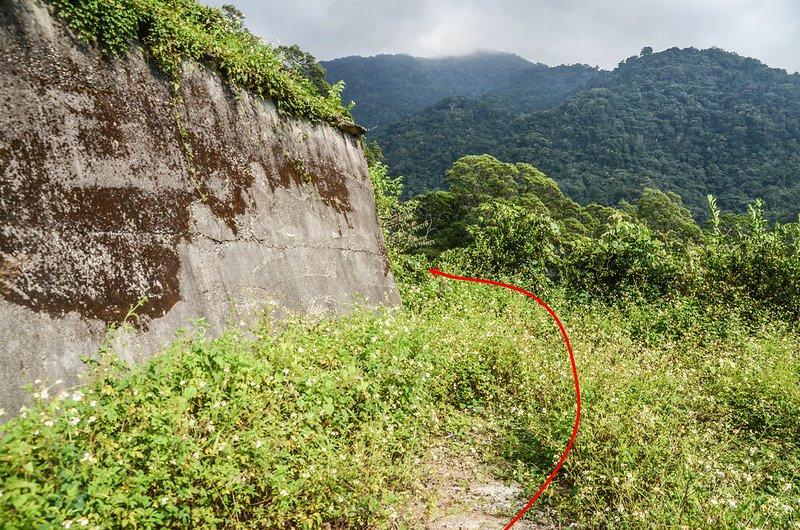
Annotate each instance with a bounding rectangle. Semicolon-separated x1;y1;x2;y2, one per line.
321;52;600;131
341;47;800;220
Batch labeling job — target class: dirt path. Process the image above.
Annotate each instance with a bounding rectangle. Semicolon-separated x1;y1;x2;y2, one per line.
397;439;557;530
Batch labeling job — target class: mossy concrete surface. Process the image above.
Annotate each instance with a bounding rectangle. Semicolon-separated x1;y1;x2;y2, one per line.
0;0;399;417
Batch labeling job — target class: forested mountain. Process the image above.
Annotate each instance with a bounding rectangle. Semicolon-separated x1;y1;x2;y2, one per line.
370;47;800;220
321;52;599;131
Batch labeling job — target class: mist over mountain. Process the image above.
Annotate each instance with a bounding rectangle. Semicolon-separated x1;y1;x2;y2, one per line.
341;47;800;220
321;52;599;131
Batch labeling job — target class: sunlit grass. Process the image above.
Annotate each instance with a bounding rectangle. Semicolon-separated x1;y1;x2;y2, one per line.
1;276;798;528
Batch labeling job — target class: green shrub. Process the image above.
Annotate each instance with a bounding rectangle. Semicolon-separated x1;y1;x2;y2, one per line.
49;0;353;127
464;201;560;290
565;214;679;301
697;198;800;320
0;311;434;529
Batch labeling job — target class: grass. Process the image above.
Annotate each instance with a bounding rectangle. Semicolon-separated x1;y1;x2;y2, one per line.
1;275;799;528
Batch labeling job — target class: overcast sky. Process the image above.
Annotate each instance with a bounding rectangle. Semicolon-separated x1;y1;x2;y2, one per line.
207;0;800;73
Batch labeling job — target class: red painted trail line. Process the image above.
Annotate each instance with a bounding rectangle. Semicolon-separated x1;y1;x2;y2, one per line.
428;268;581;530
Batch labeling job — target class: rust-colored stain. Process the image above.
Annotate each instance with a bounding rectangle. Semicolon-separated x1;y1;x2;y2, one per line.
276;152;353;218
187;130;254;235
1;7;383;330
1;145;191;325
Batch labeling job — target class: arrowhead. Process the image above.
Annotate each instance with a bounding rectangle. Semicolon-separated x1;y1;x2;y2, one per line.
428;268;442;276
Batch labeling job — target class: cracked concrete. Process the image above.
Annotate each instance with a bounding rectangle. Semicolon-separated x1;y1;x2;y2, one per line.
0;0;399;417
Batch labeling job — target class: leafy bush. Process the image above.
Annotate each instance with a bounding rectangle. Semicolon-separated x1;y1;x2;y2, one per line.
49;0;353;127
565;214;678;300
697;198;800;319
0;311;435;529
464;201;560;290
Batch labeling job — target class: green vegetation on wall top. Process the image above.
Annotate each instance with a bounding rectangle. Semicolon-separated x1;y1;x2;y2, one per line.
49;0;358;132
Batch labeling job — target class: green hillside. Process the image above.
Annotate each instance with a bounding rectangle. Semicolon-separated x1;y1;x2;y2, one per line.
374;47;800;220
321;52;599;131
3;4;798;528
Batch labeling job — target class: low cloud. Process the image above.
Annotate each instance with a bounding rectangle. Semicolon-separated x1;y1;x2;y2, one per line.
207;0;800;72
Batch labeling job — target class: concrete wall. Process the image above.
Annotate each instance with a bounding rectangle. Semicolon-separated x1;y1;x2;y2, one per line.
0;0;400;416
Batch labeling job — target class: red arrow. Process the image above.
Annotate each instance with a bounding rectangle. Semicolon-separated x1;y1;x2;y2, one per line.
428;268;581;529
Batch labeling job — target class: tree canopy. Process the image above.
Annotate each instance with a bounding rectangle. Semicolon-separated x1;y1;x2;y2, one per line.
367;47;800;220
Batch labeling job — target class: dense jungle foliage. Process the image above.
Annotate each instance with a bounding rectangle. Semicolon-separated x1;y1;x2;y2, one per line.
362;48;800;219
322;52;599;131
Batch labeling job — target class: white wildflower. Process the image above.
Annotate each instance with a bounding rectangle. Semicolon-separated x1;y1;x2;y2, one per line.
280;489;289;497
88;416;96;424
161;496;169;505
69;417;80;426
78;517;89;527
63;520;73;528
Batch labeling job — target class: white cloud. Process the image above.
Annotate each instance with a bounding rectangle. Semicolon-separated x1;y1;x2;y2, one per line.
205;0;800;72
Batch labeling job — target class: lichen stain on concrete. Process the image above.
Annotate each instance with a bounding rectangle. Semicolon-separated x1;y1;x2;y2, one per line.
187;129;255;235
310;160;353;218
1;179;190;326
